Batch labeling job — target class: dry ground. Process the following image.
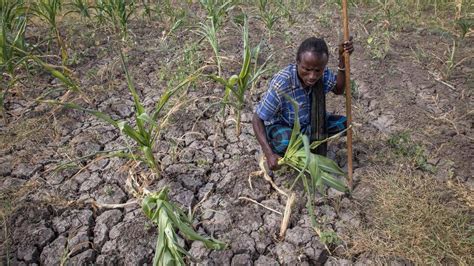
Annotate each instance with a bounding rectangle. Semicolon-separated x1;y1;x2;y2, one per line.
1;1;473;265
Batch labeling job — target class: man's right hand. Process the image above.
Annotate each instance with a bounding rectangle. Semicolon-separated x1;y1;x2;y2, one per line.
266;153;281;171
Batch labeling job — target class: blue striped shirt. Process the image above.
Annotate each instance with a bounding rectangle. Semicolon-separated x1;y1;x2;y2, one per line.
255;64;337;132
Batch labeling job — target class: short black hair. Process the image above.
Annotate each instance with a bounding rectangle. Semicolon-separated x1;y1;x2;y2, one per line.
296;37;329;62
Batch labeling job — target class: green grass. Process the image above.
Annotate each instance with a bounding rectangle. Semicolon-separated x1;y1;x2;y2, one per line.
388;131;436;173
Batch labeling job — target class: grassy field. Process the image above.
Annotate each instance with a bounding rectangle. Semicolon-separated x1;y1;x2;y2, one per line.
1;0;473;265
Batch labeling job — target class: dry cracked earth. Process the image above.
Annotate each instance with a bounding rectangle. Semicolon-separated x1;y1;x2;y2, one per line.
1;2;472;265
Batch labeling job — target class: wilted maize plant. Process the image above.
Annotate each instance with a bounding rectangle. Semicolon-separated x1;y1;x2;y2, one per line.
142;187;226;265
278;95;348;230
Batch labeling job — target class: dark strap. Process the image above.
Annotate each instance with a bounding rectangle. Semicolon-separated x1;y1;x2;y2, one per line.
310;79;327;155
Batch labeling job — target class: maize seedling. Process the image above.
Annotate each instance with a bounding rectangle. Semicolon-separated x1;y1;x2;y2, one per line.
210;16;270;135
197;17;221;77
199;0;234;28
142;187;226;266
93;0;136;40
47;50;200;177
31;0;68;65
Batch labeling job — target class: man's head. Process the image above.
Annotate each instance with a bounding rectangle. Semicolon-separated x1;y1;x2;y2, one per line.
296;37;329;88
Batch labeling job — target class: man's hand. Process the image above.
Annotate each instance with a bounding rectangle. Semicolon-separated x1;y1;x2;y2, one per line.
338;36;354;58
266;152;281;171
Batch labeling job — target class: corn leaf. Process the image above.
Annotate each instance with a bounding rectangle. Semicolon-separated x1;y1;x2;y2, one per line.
314;154;345;176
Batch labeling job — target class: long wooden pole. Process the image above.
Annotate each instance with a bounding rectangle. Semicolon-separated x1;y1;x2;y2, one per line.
341;0;353;189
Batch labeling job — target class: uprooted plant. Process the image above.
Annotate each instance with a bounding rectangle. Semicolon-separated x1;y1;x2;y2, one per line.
210;16;270;135
256;95;349;241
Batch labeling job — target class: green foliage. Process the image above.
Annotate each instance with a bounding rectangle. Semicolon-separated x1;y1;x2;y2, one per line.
210;17;270;135
455;18;473;39
199;0;234;28
388;132;435;173
31;0;62;28
49;50;200;176
31;0;68;64
433;39;473;81
319;229;341;246
0;0;27;120
366;27;393;60
142;187;226;266
94;0;136;39
276;0;295;26
66;0;91;19
256;0;279;34
197;17;221;76
278;95;348;231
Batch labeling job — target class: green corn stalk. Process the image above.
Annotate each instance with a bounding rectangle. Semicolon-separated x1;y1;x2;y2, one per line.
65;0;91;20
31;0;68;66
94;0;136;40
278;95;348;230
210;16;270;135
276;0;295;26
199;0;234;28
30;55;80;93
197;17;221;77
257;0;280;34
1;0;28;122
142;187;226;266
46;50;200;176
455;18;473;39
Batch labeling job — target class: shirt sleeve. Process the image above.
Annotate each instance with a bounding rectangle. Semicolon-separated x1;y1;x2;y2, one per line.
323;67;337;94
255;79;282;121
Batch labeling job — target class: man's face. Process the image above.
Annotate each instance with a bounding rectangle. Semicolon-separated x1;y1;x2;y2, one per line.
297;51;328;88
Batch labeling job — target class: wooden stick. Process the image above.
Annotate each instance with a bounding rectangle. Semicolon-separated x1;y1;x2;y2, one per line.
341;0;353;189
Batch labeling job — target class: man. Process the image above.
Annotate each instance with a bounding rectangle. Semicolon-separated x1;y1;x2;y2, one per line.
252;37;354;171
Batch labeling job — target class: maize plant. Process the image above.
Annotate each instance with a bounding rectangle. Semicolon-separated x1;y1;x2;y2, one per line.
197;17;221;77
48;50;200;176
94;0;136;39
0;0;28;122
142;187;226;265
211;16;270;135
256;0;280;35
65;0;91;20
278;95;348;230
199;0;234;28
31;0;68;65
